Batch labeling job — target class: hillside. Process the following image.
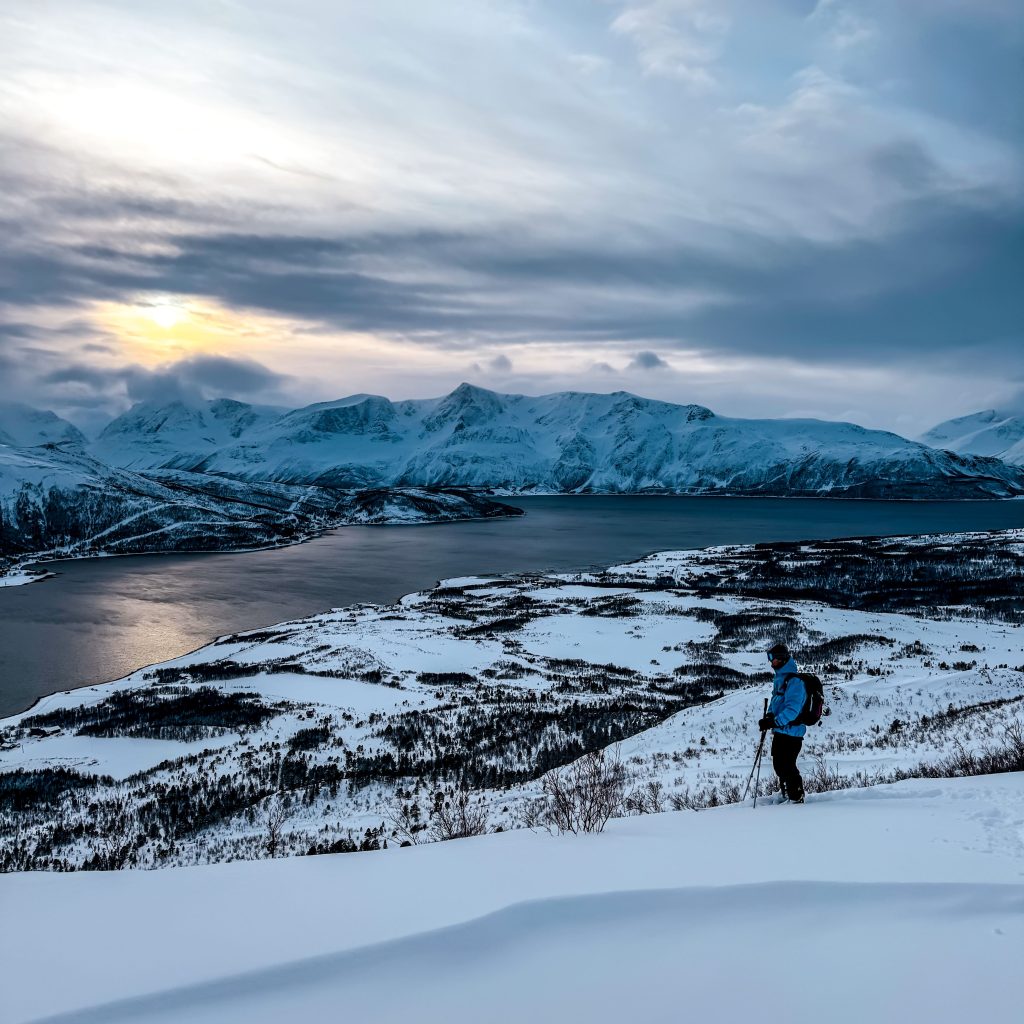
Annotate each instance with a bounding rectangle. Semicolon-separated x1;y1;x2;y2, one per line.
3;529;1021;870
2;530;1022;1021
0;443;521;563
93;385;1024;498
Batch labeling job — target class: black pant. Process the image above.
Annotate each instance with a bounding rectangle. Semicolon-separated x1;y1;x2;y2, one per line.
771;733;804;800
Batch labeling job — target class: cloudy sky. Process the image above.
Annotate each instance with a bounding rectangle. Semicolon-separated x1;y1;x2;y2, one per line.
1;0;1021;436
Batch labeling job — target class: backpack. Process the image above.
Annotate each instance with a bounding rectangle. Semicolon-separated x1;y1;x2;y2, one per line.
782;672;825;727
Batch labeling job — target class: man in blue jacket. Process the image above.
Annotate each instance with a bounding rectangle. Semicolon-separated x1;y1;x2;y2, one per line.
758;642;806;803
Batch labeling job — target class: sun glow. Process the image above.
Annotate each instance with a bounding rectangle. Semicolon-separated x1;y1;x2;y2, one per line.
91;297;261;365
141;301;187;330
88;296;345;372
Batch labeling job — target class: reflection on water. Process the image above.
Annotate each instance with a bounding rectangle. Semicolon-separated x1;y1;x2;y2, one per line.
2;495;1023;717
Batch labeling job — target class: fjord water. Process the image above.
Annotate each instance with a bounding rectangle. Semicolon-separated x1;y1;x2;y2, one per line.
3;495;1023;718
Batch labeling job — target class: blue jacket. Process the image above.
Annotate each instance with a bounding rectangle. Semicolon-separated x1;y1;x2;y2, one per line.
769;658;807;738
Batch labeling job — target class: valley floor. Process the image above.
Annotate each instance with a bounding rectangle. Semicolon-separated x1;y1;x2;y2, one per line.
2;772;1022;1023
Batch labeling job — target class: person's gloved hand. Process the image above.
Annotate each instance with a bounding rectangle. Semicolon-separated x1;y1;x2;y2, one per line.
758;713;776;732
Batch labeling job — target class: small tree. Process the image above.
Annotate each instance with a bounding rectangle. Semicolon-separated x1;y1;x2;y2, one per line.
93;790;137;869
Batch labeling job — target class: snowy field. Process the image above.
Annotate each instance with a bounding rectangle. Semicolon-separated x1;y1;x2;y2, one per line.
1;773;1022;1023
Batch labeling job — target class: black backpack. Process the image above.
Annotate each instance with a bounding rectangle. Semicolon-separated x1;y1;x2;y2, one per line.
782;672;825;727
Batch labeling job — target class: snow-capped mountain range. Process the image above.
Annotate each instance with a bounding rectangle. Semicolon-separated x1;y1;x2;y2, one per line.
921;408;1024;465
89;384;1024;497
4;388;1024;571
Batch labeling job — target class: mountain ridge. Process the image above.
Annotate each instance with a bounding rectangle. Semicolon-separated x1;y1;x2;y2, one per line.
87;384;1024;498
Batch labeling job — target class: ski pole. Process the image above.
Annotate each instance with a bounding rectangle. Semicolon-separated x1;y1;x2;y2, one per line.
752;699;768;809
742;698;769;804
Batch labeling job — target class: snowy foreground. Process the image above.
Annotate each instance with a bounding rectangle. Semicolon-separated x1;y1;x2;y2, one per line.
2;773;1023;1023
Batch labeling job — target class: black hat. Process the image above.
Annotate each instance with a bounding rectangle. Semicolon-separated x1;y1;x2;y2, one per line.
767;643;790;659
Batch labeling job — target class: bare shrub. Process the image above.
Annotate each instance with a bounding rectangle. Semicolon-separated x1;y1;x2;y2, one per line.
903;722;1024;779
532;750;630;834
263;758;293;858
804;752;850;794
429;790;489;841
669;778;766;811
624;779;665;815
387;794;427;845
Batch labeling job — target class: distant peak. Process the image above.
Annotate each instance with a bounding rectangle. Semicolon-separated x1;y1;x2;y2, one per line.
449;382;498;399
207;397;250;413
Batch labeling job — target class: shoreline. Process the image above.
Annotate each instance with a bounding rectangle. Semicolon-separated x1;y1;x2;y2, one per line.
0;502;527;589
3;490;1019;589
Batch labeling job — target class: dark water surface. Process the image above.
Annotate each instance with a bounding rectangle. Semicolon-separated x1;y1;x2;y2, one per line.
3;496;1023;718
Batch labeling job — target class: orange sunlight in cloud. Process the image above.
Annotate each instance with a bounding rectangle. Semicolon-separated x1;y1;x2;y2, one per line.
86;296;450;400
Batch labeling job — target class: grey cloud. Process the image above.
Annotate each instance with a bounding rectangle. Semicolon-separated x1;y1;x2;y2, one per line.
627;351;669;370
489;354;513;372
1;186;1021;374
866;140;940;192
29;354;291;420
151;354;290;399
42;363;120;390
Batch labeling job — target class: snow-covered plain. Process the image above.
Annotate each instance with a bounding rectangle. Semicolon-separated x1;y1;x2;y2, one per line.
2;775;1022;1023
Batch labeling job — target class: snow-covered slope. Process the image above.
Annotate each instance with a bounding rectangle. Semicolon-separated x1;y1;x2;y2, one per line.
0;401;85;448
922;408;1024;465
92;385;1024;497
4;529;1021;871
1;776;1021;1024
92;397;286;470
